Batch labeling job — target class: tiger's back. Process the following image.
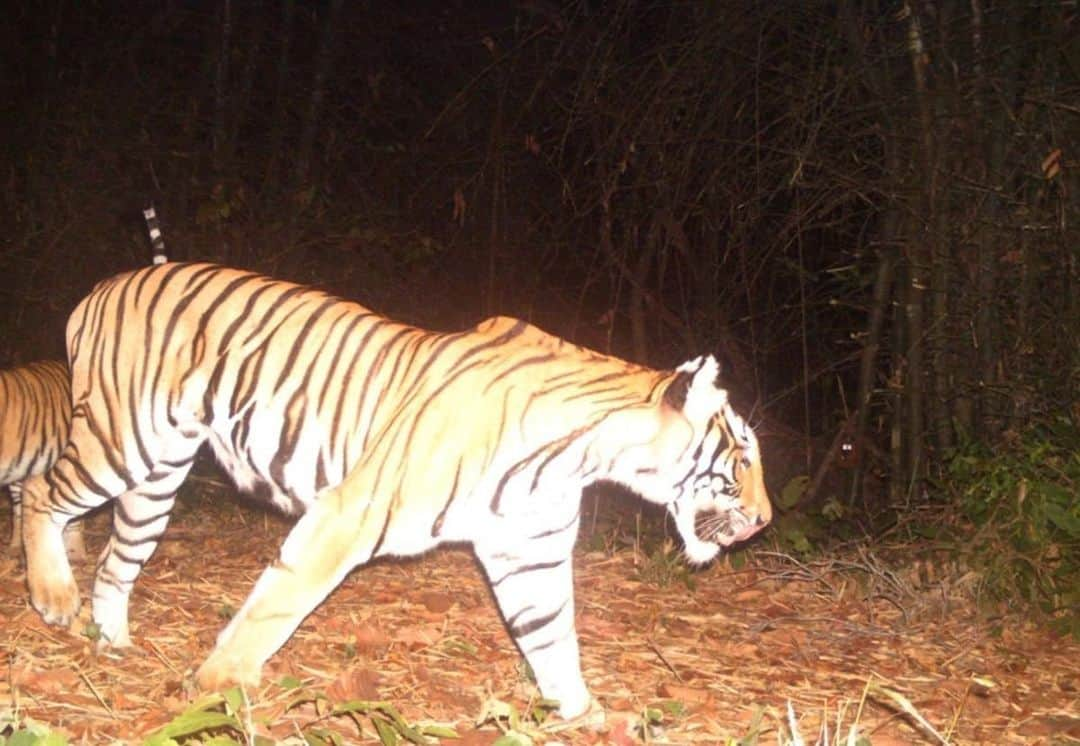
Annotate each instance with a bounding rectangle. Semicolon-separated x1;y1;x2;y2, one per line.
65;264;662;530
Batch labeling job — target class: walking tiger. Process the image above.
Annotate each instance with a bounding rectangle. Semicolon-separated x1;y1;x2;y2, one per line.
1;360;83;557
5;205;168;560
21;261;771;718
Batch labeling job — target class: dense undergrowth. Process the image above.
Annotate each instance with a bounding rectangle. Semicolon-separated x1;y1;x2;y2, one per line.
939;416;1080;637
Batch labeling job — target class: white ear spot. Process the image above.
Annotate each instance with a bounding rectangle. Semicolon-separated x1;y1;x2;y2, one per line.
678;355;728;426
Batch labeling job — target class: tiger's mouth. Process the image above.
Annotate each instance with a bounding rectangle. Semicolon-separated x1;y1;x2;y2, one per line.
694;508;764;547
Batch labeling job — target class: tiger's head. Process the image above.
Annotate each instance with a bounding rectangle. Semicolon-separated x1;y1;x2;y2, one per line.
603;355;771;564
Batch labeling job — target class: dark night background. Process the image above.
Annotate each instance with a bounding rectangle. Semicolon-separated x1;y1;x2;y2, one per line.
2;1;1078;627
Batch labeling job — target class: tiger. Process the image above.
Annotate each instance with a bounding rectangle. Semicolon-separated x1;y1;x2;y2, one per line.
21;261;771;719
5;204;167;560
1;360;83;558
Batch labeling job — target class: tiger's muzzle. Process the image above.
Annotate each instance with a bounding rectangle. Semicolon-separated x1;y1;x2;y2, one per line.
694;507;768;547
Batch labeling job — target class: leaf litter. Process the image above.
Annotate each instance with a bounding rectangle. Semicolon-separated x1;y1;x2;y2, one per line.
0;483;1077;744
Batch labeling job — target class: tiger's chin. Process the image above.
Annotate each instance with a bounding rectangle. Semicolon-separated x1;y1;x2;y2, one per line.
682;536;722;566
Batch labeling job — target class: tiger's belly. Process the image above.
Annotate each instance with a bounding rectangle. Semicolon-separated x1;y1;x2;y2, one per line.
203;425;453;558
204;426;337;516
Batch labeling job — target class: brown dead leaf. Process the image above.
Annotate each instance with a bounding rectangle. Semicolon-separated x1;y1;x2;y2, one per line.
320;615;352;634
352;622;391;654
731;588;767;603
759;603;795;619
657;682;713;706
326;665;381;702
452;730;500;746
865;735;920;746
606;717;636;746
394;623;441;649
762;626;809;649
419;591;454;613
13;665;79;694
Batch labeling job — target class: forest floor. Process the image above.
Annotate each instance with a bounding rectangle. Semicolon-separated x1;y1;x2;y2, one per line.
2;479;1078;745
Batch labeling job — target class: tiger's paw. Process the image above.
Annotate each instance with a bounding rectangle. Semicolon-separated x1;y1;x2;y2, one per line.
28;573;81;627
543;696;606;733
564;697;606;730
91;618;132;651
195;650;263;693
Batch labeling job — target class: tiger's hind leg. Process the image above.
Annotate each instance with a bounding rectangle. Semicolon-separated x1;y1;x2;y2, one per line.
475;518;593;720
91;461;192;648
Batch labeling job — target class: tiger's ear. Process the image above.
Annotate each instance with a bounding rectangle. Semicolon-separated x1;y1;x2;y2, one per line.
663;355;728;428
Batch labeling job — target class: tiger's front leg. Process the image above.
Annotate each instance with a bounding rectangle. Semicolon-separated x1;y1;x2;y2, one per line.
8;485;86;561
22;488;81;626
476;536;594;720
195;486;384;691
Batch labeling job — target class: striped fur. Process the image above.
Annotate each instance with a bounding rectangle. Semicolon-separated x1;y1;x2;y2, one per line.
6;206;168;560
22;262;770;718
1;360;83;557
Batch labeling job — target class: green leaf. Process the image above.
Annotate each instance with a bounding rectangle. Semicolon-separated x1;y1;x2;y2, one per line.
372;717;399;746
146;710;242;741
331;700;379;716
779;476;809;510
303;728;343;746
492;735;533;746
780;525;812;554
419;724;459;738
821;496;844;521
658;699;686;717
278;675;305;690
10;732;70;746
222;686;246;715
287;691;329;713
202;737;244;746
1044;502;1080;536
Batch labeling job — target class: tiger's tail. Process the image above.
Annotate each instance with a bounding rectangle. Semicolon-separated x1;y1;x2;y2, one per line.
143;205;168;265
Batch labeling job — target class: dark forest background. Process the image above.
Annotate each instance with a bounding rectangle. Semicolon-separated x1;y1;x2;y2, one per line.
2;2;1078;626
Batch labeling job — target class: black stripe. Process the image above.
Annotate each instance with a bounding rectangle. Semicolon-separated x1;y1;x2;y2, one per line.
509;600;568;639
528;509;580;540
491;558;566;587
430;460;462;538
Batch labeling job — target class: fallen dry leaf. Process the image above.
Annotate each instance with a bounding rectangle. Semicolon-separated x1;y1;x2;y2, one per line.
0;495;1076;744
326;665;382;702
656;682;713;706
420;591;455;613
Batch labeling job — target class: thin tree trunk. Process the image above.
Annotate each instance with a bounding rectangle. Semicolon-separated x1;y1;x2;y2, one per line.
850;242;895;508
213;0;232;173
970;0;1016;437
904;3;931;498
629;222;650;362
230;2;263;160
263;0;294;190
890;252;907;506
929;3;954;455
295;0;345;186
